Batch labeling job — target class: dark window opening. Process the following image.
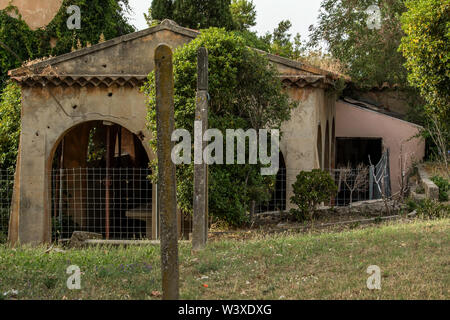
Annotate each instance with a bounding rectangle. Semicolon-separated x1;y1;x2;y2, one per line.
336;137;382;167
50;121;152;241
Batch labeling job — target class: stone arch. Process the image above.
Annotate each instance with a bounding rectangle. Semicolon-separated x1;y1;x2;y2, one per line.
331;118;336;169
325;121;330;170
45;119;157;241
272;151;287;211
317;124;323;169
46;117;155;173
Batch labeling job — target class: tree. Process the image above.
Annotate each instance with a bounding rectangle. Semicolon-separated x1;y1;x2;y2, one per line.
338;163;369;206
144;28;292;226
171;0;234;30
151;0;174;22
0;82;21;174
44;0;135;56
0;0;134;89
309;0;408;88
399;0;449;123
230;0;257;31
399;0;449;169
270;20;306;59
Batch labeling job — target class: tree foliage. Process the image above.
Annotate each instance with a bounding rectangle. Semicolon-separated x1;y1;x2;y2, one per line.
143;28;292;226
151;0;175;22
230;0;257;31
399;0;450;121
0;1;134;171
150;0;235;30
309;0;408;88
0;82;21;174
45;0;135;56
0;0;134;89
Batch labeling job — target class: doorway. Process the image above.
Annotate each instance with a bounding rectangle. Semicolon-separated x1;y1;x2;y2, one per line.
50;121;153;240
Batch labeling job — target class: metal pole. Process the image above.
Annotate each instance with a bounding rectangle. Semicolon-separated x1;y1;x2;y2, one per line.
193;47;209;251
155;43;179;300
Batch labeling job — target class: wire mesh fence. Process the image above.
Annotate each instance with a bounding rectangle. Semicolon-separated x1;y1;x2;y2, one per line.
51;168;153;241
2;160;392;241
254;166;380;214
0;170;13;243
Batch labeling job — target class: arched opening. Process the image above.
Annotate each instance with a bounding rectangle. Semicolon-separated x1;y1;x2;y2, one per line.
325;121;330;170
50;121;153;240
331;119;336;169
317;124;323;169
256;152;287;213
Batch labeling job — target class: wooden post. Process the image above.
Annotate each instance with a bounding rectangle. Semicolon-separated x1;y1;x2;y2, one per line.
193;47;208;251
155;44;179;300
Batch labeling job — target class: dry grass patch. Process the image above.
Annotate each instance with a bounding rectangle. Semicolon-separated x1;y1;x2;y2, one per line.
0;219;448;300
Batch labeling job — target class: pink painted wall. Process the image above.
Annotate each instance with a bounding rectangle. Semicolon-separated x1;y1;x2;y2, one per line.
336;100;425;194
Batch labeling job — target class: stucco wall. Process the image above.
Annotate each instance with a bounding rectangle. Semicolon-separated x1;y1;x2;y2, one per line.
50;29;193;75
9;26;195;245
336;100;425;194
281;87;336;209
11;85;156;244
9;22;337;243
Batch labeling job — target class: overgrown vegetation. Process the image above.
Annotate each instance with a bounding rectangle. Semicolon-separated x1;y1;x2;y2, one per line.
290;170;337;222
309;0;409;89
143;28;292;226
0;0;135;172
150;0;235;30
416;199;449;220
399;0;450;169
0;0;134;90
431;176;449;202
1;219;448;300
0;82;21;175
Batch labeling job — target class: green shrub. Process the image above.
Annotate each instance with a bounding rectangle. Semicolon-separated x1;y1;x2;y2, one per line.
143;28;292;226
406;198;418;212
415;184;425;194
290;169;337;221
416;199;449;220
431;176;449;202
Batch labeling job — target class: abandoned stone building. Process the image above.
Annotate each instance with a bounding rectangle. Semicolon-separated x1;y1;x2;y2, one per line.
6;20;341;244
6;20;424;245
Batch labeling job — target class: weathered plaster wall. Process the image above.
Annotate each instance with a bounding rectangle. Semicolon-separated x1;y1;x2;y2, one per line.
0;0;63;30
12;85;155;244
281;87;336;209
336;100;425;194
51;30;193;75
9;26;193;245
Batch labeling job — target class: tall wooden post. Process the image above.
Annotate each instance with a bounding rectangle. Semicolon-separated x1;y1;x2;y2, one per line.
155;44;179;300
193;47;209;251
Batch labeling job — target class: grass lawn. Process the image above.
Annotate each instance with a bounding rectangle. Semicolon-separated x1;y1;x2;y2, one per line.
0;219;449;300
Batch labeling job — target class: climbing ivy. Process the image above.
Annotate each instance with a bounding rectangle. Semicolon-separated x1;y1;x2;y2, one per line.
0;0;134;89
0;81;21;174
143;28;293;226
0;1;135;172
